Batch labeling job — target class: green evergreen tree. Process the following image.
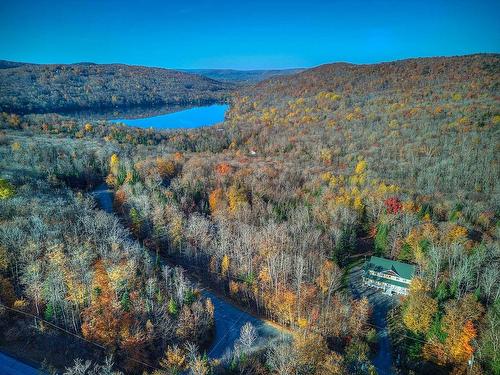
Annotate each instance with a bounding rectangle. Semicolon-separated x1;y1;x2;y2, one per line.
168;297;178;316
374;223;389;256
44;302;54;321
333;226;357;265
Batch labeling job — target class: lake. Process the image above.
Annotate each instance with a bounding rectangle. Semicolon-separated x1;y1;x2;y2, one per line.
109;104;228;129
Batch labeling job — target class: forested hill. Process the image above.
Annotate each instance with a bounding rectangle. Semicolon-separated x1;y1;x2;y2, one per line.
183;68;305;83
0;61;233;114
0;60;27;69
225;52;499;248
243;53;499;100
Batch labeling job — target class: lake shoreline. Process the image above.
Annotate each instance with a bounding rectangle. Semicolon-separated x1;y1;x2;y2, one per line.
109;103;229;129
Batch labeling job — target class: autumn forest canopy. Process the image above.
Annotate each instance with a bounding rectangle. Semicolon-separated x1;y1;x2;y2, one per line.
0;53;499;375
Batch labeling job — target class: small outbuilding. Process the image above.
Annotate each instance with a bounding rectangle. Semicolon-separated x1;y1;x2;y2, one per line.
363;256;415;295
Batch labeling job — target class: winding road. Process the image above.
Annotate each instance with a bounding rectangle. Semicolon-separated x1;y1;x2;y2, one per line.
93;183;283;359
0;352;41;375
0;183;283;375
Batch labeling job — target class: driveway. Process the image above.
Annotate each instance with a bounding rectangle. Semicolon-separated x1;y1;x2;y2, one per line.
0;352;42;375
349;264;397;375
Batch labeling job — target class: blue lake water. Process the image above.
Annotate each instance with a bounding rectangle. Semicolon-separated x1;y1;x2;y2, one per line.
109;104;228;129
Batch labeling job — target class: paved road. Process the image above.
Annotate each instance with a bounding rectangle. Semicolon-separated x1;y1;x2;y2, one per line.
93;183;114;212
0;352;42;375
93;183;283;359
203;290;284;358
349;264;397;375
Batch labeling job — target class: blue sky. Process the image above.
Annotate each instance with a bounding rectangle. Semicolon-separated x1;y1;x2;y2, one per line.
0;0;498;69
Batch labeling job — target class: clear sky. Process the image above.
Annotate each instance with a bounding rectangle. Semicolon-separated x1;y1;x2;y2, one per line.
0;0;499;69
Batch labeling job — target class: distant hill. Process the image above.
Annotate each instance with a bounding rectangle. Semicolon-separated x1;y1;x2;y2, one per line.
225;53;499;198
183;68;305;83
0;60;27;69
0;61;233;114
244;54;500;101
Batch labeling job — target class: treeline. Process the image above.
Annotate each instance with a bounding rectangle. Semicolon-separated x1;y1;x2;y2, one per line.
0;61;233;114
1;112;233;153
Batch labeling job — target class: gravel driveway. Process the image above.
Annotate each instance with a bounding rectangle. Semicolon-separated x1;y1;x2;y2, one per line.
349;264;397;375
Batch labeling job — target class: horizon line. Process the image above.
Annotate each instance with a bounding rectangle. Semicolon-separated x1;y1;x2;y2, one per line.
1;52;498;72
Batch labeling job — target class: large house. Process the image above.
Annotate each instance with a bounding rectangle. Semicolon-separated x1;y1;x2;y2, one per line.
363;256;415;295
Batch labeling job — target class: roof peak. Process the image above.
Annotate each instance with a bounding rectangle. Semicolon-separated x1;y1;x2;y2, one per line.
367;256;415;279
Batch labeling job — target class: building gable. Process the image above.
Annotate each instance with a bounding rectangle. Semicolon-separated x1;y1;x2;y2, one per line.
366;256;415;280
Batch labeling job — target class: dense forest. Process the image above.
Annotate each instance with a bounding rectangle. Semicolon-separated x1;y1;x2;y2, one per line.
0;62;232;114
0;135;215;373
0;54;499;375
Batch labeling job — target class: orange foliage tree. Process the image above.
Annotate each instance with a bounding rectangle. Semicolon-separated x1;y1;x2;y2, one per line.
215;162;233;176
81;260;125;348
156;157;176;179
449;320;476;363
209;188;224;214
442;294;483;365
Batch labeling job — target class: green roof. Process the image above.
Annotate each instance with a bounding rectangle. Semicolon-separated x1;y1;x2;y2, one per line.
365;256;415;280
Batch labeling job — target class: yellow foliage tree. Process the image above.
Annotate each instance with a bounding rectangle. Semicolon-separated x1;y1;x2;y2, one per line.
315;260;340;297
320;149;333;165
169;214;184;249
226;185;247;213
159;345;186;373
294;331;329;371
0;246;8;272
402;278;438;334
105;173;117;187
446;225;468;243
353;196;364;211
66;275;86;307
321;352;347;375
110;153;120;176
124;171;134;184
229;280;239;295
0;179;15;200
11;142;21;151
258;266;272;286
205;298;214;322
221;254;230;277
209;256;217;274
272;288;296;324
355;159;367;174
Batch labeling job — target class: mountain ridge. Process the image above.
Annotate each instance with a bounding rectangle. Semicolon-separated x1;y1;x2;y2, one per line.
0;61;233;114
